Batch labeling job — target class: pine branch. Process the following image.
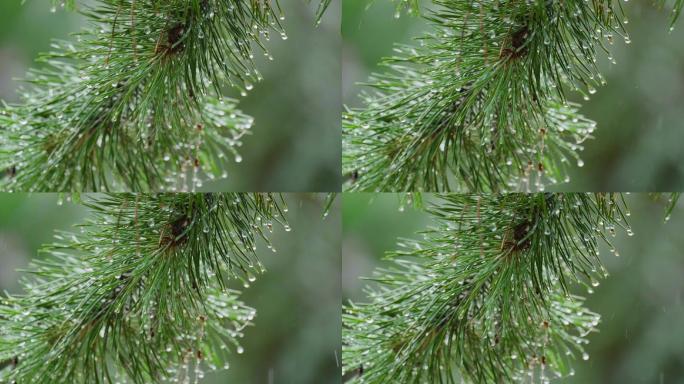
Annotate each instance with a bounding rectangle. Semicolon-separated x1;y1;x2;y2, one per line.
344;1;684;192
1;0;287;191
51;0;332;22
343;193;631;383
0;193;286;383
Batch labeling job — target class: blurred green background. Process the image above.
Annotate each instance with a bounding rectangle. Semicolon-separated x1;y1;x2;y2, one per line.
342;1;684;191
0;0;341;192
0;193;341;384
343;193;684;383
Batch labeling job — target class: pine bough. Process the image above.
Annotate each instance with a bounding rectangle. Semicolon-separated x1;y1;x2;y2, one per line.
343;193;678;383
1;0;328;192
0;193;286;383
343;0;684;191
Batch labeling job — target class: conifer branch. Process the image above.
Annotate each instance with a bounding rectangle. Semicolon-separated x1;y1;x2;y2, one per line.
343;193;632;383
0;193;285;383
1;1;290;191
344;1;684;192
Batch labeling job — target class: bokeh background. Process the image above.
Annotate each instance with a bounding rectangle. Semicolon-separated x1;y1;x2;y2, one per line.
0;0;341;192
342;1;684;191
343;193;684;383
0;193;341;384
